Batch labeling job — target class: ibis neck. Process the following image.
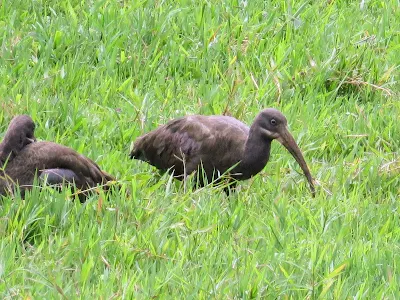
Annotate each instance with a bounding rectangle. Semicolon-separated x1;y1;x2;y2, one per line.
0;136;18;164
0;143;12;164
236;127;272;180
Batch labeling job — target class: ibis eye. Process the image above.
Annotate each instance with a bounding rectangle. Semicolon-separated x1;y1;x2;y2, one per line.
270;119;277;126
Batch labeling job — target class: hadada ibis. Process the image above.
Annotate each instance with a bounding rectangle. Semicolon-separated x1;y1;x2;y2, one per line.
0;115;115;201
130;108;315;196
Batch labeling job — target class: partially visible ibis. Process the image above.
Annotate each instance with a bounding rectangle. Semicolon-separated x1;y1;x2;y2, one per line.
130;108;315;196
0;114;36;163
0;115;115;201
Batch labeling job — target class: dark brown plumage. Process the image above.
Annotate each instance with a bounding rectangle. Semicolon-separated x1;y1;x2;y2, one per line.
0;115;36;163
130;108;315;196
0;115;115;200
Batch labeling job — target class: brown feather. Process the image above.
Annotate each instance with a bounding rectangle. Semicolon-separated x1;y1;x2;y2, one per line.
131;115;250;181
130;109;315;196
1;115;116;200
0;115;35;164
0;141;115;199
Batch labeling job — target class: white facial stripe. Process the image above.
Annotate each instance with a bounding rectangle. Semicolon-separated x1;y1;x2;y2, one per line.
261;128;273;136
260;128;279;138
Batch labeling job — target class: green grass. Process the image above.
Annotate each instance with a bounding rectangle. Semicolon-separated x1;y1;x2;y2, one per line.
1;0;399;298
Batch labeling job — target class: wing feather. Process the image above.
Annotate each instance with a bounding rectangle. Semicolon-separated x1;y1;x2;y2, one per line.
0;141;114;196
131;115;249;179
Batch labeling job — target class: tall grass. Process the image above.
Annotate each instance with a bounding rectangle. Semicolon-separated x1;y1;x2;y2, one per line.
0;0;399;298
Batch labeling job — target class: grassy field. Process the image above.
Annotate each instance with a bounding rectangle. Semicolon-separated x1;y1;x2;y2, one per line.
1;0;399;298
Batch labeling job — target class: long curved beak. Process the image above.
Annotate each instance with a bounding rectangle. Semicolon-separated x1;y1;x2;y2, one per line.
277;127;315;197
